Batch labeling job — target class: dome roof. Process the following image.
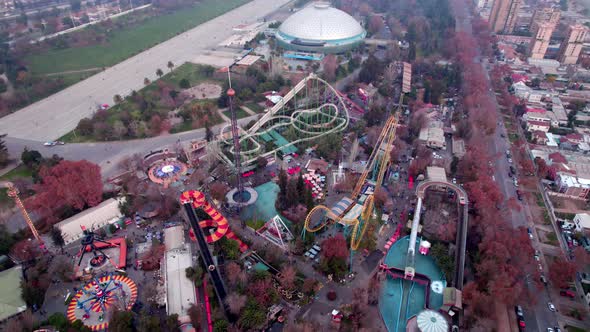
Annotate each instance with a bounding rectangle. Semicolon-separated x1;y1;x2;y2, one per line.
416;310;449;332
278;3;364;41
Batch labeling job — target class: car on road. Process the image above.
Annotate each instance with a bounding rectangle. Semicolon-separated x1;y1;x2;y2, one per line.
547;302;556;312
43;141;65;146
459;197;466;205
452;178;457;184
547;328;554;332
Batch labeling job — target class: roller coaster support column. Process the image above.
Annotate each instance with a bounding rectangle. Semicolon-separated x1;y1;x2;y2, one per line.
405;196;422;279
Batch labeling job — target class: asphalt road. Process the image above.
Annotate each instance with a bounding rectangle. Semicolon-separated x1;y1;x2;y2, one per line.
0;0;291;141
452;2;559;331
4;114;259;179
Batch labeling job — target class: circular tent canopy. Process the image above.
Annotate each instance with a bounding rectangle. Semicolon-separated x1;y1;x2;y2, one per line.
276;2;366;53
416;310;449;332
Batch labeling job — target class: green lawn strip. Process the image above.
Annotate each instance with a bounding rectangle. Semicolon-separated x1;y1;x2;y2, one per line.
565;325;586;332
0;165;32;181
245;102;266;113
25;0;251;74
542;211;552;225
245;219;265;230
223;108;249;119
544;231;558;245
0;188;14;208
533;192;545;207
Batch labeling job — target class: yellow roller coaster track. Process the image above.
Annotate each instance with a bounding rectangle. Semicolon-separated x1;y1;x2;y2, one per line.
304;95;402;251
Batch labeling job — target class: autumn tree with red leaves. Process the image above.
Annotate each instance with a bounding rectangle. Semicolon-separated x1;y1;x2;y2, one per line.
249;275;277;307
321;234;349;260
368;15;384;34
27;160;103;224
549;256;577;288
320;234;349;278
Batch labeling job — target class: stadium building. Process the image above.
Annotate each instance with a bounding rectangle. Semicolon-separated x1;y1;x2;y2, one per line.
276;2;366;53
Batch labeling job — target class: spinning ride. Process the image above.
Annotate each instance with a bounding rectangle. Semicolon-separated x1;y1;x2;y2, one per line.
148;159;188;187
212;73;349;167
66;274;137;331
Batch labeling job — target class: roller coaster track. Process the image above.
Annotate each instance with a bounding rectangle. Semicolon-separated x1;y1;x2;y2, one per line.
180;190;230;311
303;95;402;250
214;73;350;167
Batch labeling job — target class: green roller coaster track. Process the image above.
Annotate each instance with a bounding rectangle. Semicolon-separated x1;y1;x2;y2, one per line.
212;73;350;168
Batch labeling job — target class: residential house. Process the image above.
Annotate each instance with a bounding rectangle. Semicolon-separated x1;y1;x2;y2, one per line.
555;172;590;199
532;131;549;144
527;120;551;132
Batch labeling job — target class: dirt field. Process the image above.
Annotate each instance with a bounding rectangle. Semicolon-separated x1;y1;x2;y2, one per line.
183;82;222;100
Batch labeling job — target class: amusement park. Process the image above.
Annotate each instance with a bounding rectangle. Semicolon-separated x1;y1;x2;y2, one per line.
0;1;484;331
0;50;467;332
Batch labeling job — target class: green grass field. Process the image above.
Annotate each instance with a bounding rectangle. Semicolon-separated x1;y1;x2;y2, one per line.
245;102;266;113
25;0;250;74
0;165;33;181
223;108;249;119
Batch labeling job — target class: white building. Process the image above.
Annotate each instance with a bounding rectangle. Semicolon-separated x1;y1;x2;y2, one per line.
555;172;590;199
574;213;590;232
55;198;124;245
512;81;532;99
163;226;196;323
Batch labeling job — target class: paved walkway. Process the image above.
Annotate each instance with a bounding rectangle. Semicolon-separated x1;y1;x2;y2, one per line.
0;0;292;141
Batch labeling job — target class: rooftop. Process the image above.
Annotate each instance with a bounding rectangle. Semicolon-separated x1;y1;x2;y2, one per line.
0;266;26;321
165;244;196;320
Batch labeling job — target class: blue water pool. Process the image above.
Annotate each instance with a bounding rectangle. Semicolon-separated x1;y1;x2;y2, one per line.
241;182;281;222
378;236;446;332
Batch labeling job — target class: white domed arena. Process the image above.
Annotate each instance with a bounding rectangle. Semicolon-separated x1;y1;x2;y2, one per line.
276;2;366;53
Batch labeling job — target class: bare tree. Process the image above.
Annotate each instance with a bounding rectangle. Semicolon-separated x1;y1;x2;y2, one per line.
225;292;247;315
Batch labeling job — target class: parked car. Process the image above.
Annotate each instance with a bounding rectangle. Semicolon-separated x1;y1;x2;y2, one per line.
515;305;524;317
540;275;547;284
513;178;519;187
516;190;523;201
508;158;513;163
510;165;516;174
560;289;575;298
547;302;556;312
527;227;533;239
